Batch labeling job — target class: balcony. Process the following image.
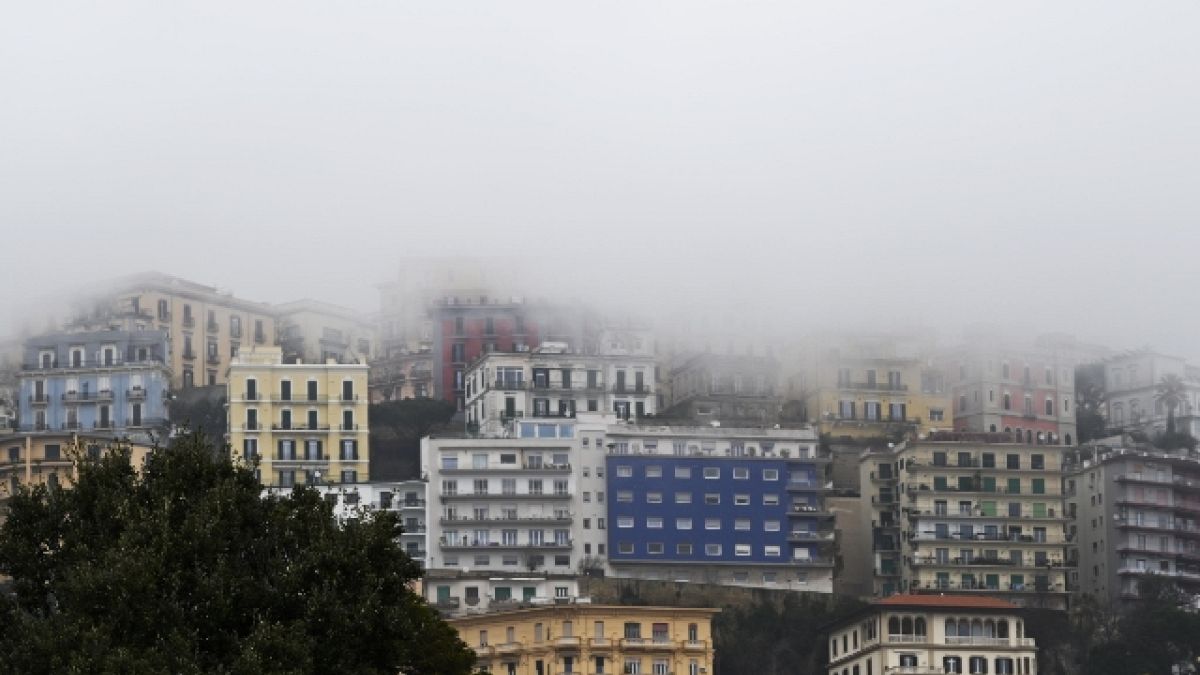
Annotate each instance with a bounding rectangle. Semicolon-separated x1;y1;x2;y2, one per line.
273;456;330;467
438;538;573;551
789;530;835;543
589;638;614;650
681;640;708;651
95;389;114;401
554;636;581;649
611;385;651;396
182;350;196;361
207;321;219;334
62;421;82;430
440;491;572;501
619;637;674;650
92;421;113;430
440;515;573;525
789;504;834;518
339;424;360;431
62;392;96;402
28;394;50;405
944;636;1030;647
399;499;427;509
206;353;221;365
882;667;943;675
126;387;147;400
471;645;494;658
842;381;909;392
242;392;261;401
182;315;195;328
786;480;824;492
792;556;834;567
494;642;523;655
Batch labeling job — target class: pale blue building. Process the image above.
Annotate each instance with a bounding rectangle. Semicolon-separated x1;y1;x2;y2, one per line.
18;330;171;435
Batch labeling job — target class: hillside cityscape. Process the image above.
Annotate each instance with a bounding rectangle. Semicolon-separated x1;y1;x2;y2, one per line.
1;263;1198;673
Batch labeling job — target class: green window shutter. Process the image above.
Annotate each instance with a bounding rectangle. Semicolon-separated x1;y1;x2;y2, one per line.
981;501;997;517
1007;478;1021;494
982;477;997;493
1032;479;1045;495
986;574;1000;589
958;477;974;492
1032;503;1047;518
934;476;948;490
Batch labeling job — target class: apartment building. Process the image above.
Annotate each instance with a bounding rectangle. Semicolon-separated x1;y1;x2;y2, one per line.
862;435;1072;609
424;569;583;616
263;480;427;563
1;433;154;510
274;299;375;365
463;340;656;436
944;335;1078;446
1100;351;1200;438
1067;446;1200;607
794;332;951;441
369;351;434;402
65;272;277;389
449;604;718;675
422;418;600;577
826;595;1038;675
227;347;369;487
17;330;170;440
604;424;834;592
662;352;782;425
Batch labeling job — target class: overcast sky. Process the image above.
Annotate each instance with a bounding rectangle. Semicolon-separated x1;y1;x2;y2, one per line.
2;2;1198;356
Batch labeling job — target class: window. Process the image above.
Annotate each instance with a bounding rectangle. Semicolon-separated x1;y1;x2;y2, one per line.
733;467;749;479
763;468;779;480
617;491;633;503
646;465;662;478
734;518;750;530
647;542;664;555
676;518;693;530
646;492;662;504
675;466;692;478
763;494;779;506
646;517;663;529
677;543;693;555
705;518;720;530
703;467;720;479
705;544;722;556
675;492;692;504
705;493;720;505
734;494;750;506
618;517;634;528
764;545;781;557
764;520;781;531
617;465;632;478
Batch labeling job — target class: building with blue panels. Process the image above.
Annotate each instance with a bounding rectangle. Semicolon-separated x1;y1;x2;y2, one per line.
17;330;171;440
603;424;834;592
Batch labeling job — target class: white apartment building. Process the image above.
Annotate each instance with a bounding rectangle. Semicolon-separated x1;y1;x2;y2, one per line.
422;417;612;579
422;569;585;616
264;480;428;564
1103;351;1200;438
463;341;656;436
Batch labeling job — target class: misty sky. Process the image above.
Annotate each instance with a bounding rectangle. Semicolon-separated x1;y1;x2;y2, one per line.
2;2;1198;357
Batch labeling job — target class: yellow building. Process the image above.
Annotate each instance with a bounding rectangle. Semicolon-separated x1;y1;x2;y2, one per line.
449;604;718;675
227;347;369;487
1;432;154;509
794;333;952;441
65;271;278;390
826;594;1038;675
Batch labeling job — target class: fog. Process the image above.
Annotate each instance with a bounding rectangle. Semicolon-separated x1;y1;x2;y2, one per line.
2;2;1198;357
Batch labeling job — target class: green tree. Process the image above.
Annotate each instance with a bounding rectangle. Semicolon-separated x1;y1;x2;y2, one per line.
1075;363;1108;443
0;432;477;675
369;398;457;480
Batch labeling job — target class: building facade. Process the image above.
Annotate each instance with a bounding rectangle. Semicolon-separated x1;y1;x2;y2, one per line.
17;330;170;439
1;433;155;510
1067;446;1200;607
227;347;369;487
826;595;1039;675
862;436;1072;609
795;332;952;442
65;272;278;389
274;299;376;365
424;570;584;616
463;340;657;435
449;604;718;675
604;424;834;591
1101;351;1200;438
944;336;1078;446
662;352;783;425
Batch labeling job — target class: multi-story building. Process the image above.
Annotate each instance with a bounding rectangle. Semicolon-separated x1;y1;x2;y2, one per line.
449;604;718;675
16;330;171;440
1100;351;1200;438
863;435;1072;609
227;347;369;487
422;419;595;577
826;594;1039;675
794;332;952;442
424;570;584;616
64;271;278;389
369;351;434;402
662;352;783;425
604;424;834;591
274;299;376;365
1067;446;1200;607
463;339;656;435
944;334;1078;446
1;432;155;511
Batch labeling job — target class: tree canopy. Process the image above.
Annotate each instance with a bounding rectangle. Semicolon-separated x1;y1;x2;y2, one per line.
0;432;477;675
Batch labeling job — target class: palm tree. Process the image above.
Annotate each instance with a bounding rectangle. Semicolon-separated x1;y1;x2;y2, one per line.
1155;374;1188;435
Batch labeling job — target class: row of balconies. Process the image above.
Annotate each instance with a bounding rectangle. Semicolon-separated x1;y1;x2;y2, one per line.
472;637;706;655
27;387;154;405
910;555;1068;568
235;423;362;432
912;579;1066;593
439;537;572;551
884;634;1035;648
441;463;572;474
905;508;1063;521
238;393;362;403
25;420;153;432
907;484;1060;498
23;357;168;371
908;532;1062;544
441;491;572;500
440;514;573;525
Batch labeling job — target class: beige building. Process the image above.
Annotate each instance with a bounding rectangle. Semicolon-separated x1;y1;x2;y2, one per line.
227;347;369;487
826;594;1038;675
862;435;1071;609
448;604;718;675
1;432;154;511
274;298;375;365
65;271;278;389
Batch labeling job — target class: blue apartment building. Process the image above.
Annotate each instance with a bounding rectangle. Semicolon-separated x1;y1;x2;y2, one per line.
18;330;171;436
604;427;834;591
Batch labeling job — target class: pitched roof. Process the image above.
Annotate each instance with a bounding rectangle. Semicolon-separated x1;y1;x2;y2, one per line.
874;594;1018;610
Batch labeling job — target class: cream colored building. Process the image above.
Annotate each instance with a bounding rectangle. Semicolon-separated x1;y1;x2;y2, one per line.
1;432;154;511
65;271;278;389
448;604;718;675
227;347;369;487
827;594;1038;675
274;298;375;365
862;436;1071;609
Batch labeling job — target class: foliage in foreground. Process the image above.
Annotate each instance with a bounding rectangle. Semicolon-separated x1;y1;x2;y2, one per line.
0;432;477;675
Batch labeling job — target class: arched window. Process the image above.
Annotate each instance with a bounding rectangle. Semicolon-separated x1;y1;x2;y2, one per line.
901;617;913;635
958;619;969;636
985;619;996;637
946;618;957;636
997;620;1009;638
971;619;983;636
915;618;926;636
888;617;900;635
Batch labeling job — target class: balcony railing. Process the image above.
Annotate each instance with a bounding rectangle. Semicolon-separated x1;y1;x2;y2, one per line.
127;387;147;399
28;394;50;404
93;421;113;429
182;315;195;328
207;321;219;333
619;637;674;650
